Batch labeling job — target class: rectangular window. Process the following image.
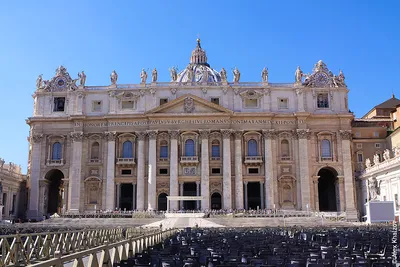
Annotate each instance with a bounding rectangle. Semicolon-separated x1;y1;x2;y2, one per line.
317;93;329;108
375;143;381;148
373;132;379;138
92;101;102;112
121;169;132;175
244;98;258;108
159;168;168;175
211;97;220;105
248;168;259;174
160;98;168;105
357;153;363;163
211;168;221;174
53;97;65;112
356;143;363;149
122;100;135;110
160;145;168;158
278;98;288;109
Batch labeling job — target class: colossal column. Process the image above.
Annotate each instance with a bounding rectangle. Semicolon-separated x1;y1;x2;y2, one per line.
136;132;146;211
297;129;311;210
27;134;43;219
262;130;276;209
234;131;244;210
104;131;116;211
68;132;84;212
340;130;357;220
221;129;233;210
147;130;158;211
169;130;179;211
199;130;210;210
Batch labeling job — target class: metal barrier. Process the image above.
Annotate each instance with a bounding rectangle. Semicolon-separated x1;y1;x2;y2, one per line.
0;227;157;266
26;228;177;267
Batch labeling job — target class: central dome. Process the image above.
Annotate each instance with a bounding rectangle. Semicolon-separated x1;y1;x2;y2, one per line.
176;39;222;83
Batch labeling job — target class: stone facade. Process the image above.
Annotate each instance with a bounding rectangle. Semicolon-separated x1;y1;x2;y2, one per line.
0;158;27;220
26;40;357;220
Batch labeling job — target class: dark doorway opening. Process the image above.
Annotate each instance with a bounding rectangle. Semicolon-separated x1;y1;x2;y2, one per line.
120;184;134;211
247;182;261;210
183;182;197;210
318;168;338;211
45;169;64;215
158;193;168;211
211;192;222;210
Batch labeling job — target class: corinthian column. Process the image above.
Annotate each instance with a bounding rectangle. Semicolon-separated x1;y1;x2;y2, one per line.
234;131;244;210
136;132;146;211
104;131;117;211
147;130;158;211
263;130;276;209
68;132;84;213
221;129;233;210
169;130;179;211
27;134;43;219
340;130;357;220
297;129;311;210
199;130;210;210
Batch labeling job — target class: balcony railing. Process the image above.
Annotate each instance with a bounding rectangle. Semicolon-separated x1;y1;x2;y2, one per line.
180;156;199;164
46;159;64;166
159;157;169;162
361;154;400;176
89;159;101;163
211;157;221;161
244;156;263;164
117;158;135;165
280;156;291;161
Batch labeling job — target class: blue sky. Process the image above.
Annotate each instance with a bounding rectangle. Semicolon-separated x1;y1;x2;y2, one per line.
1;1;399;171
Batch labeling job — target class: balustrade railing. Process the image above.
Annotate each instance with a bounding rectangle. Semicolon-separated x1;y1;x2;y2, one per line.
180;156;199;162
0;227;156;266
25;229;177;267
116;158;135;164
361;154;400;175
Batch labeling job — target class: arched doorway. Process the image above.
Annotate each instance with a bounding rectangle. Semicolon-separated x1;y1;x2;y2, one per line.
211;192;222;210
247;182;261;209
318;168;338;211
120;184;134;211
45;169;64;215
158;193;168;211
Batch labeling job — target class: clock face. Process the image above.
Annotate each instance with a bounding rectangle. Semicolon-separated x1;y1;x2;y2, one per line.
55;77;67;89
314;72;329;87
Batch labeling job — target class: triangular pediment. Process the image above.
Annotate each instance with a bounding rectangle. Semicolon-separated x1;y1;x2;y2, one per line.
146;94;233;114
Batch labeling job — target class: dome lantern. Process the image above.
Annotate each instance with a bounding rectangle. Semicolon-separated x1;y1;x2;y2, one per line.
190;39;208;66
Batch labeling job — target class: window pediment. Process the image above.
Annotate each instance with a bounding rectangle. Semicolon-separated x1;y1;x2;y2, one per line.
239;89;264;100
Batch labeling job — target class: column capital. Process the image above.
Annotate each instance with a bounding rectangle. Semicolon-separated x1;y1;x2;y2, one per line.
31;134;44;143
104;131;117;141
234;130;244;139
136;131;147;141
221;129;233;139
339;130;352;140
147;130;158;140
262;129;276;139
196;180;200;185
199;129;211;139
244;181;248;185
70;131;84;142
337;175;345;183
168;130;180;140
296;129;311;140
312;175;320;183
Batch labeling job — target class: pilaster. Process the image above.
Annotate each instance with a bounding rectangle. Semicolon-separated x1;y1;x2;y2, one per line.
221;129;233;210
27;134;43;219
312;176;320;211
234;130;244;209
337;175;345;212
262;130;276;209
104;131;116;211
244;182;248;210
169;130;179;211
199;129;210;210
136;131;146;211
147;130;158;211
68;131;83;213
297;129;311;210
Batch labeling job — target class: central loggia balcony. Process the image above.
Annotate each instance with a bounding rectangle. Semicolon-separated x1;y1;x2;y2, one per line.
46;159;64;166
180;156;199;165
244;156;263;165
117;158;136;165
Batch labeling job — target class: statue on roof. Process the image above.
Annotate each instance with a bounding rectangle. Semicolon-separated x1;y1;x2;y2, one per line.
110;70;118;85
202;66;209;83
140;68;148;84
233;67;240;83
36;74;43;89
78;71;86;86
152;68;157;83
56;65;67;76
220;68;227;82
187;65;194;82
383;149;391;161
262;67;268;83
373;154;380;165
333;70;346;87
169;67;178;82
295;66;303;84
0;158;4;169
365;158;372;168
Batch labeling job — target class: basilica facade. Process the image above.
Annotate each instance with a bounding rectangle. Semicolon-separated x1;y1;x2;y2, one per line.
26;40;357;220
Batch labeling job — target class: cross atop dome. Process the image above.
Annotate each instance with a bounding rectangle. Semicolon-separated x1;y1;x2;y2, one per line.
190;38;209;66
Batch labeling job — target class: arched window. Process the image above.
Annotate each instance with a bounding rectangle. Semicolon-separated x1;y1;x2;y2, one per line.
52;142;62;160
281;139;290;159
248;139;258;156
185;139;195;156
321;139;331;158
160;140;168;158
122;141;133;158
91;142;100;159
211;140;220;158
